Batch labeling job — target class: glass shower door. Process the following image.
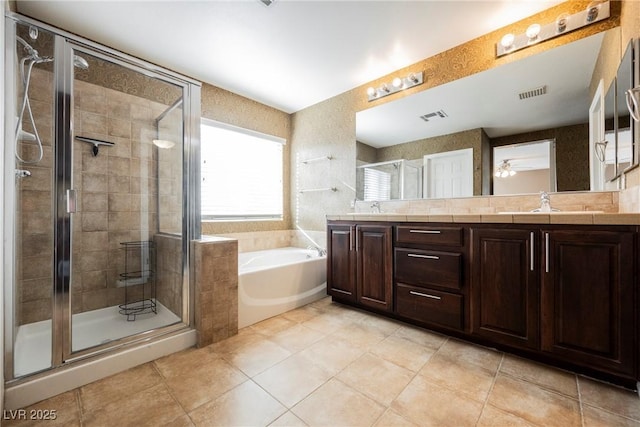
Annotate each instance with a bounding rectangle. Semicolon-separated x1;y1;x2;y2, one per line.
7;21;57;378
67;45;186;356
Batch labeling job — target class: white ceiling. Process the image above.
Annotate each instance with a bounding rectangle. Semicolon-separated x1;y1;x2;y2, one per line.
16;0;565;113
356;31;606;147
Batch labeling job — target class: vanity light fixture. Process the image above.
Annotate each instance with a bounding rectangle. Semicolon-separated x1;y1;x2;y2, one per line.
495;160;516;178
367;71;424;102
496;0;610;57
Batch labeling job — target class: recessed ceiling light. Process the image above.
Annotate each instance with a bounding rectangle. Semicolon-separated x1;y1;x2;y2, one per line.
258;0;276;6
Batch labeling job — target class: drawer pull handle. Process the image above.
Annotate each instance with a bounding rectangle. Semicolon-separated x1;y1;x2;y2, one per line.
545;232;550;273
530;232;534;271
409;291;441;300
407;253;440;260
409;229;441;234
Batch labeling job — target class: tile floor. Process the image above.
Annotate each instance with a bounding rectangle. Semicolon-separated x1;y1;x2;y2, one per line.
6;297;640;426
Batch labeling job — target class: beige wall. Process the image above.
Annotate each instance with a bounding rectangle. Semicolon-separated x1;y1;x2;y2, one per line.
494;169;552;195
291;1;622;230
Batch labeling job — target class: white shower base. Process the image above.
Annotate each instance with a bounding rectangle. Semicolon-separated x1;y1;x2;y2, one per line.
14;301;181;378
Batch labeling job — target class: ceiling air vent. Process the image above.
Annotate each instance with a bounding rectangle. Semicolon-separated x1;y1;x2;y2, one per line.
258;0;276;6
519;85;547;100
420;110;448;122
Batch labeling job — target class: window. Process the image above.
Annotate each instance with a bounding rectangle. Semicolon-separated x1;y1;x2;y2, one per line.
363;168;391;201
200;119;284;220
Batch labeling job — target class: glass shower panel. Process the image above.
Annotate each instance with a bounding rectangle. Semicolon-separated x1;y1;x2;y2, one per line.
69;48;184;353
10;22;56;377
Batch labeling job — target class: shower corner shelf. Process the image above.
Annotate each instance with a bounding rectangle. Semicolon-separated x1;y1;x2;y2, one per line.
118;240;157;321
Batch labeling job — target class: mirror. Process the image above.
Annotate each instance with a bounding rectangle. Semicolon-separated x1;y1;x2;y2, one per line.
356;30;617;200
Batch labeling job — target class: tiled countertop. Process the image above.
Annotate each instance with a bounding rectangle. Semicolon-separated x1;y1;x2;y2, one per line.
327;212;640;225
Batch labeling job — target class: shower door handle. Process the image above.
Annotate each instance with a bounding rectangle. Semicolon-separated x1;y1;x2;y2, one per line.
66;189;77;213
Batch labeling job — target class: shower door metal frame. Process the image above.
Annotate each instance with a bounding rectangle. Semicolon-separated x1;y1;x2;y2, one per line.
3;14;19;385
4;11;201;382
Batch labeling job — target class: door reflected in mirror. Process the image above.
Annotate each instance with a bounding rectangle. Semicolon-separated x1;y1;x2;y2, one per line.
493;140;556;196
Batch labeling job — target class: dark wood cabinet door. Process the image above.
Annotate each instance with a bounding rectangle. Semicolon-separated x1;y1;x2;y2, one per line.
357;225;393;312
471;228;539;349
327;224;356;302
541;230;635;376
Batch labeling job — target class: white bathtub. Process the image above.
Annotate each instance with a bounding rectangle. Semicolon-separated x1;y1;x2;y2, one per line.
238;247;327;328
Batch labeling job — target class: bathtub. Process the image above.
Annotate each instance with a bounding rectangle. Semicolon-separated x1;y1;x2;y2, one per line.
238;247;327;328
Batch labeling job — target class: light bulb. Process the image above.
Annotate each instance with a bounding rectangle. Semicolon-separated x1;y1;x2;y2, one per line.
586;1;601;23
380;83;390;93
392;77;403;88
407;73;419;84
367;87;376;97
501;171;509;178
509;170;516;176
556;13;569;33
495;170;501;178
500;33;515;49
526;24;541;42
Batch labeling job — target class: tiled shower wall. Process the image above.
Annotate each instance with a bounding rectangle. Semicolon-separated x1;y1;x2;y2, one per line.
16;70;55;325
16;68;183;324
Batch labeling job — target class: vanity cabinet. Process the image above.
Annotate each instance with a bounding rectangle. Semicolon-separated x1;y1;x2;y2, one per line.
394;225;466;331
327;223;393;311
541;229;635;376
327;224;356;302
356;224;393;312
470;228;539;350
326;219;639;386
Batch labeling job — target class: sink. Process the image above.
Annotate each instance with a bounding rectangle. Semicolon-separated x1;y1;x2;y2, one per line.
499;211;604;214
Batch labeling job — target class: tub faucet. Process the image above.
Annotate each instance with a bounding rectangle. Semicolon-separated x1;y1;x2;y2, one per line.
308;245;327;257
371;201;381;213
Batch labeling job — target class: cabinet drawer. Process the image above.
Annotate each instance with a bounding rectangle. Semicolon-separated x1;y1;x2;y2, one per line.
396;225;463;247
396;284;463;330
395;248;462;290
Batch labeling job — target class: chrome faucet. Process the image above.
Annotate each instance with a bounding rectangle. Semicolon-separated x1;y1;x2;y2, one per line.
308;245;327;257
371;201;381;213
534;191;552;212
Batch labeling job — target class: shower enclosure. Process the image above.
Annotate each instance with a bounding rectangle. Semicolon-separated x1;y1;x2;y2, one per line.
4;14;201;381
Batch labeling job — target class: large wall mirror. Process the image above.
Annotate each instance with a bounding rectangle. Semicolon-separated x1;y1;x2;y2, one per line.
355;28;637;201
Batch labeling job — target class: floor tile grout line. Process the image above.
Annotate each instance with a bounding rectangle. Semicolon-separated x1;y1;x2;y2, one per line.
74;388;85;427
581;400;640;424
474;352;505;427
149;361;197;425
577;375;586;427
497;369;582;403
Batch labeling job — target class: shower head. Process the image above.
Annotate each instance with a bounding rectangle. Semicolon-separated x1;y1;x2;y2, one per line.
74;55;89;70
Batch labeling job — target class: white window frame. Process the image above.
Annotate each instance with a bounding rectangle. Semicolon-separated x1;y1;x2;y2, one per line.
200;118;285;221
